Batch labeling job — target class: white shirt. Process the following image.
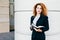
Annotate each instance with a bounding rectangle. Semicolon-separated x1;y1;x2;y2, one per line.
31;14;44;28
33;14;40;25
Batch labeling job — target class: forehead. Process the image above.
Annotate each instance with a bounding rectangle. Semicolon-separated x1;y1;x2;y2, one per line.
37;5;41;8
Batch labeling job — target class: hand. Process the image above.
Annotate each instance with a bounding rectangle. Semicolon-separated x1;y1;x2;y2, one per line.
33;28;38;31
34;28;42;32
37;29;42;32
30;26;33;31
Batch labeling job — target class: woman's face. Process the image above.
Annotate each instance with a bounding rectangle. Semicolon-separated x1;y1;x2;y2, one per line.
36;5;42;14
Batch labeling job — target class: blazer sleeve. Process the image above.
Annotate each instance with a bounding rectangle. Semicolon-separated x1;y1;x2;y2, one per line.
30;16;34;31
40;16;49;32
30;16;34;25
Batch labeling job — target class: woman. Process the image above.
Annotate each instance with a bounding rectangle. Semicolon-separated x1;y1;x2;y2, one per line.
30;3;49;40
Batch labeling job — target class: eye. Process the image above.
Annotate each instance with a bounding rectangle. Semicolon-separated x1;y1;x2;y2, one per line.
36;7;39;9
36;7;42;9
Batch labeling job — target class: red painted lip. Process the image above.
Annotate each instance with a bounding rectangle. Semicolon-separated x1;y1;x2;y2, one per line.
38;11;40;12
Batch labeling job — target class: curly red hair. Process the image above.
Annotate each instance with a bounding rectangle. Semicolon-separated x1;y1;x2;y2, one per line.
33;3;47;16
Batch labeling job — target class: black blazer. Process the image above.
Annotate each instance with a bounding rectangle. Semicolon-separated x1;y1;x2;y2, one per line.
30;14;49;40
30;14;49;32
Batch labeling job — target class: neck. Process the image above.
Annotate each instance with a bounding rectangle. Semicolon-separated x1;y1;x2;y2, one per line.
37;13;40;15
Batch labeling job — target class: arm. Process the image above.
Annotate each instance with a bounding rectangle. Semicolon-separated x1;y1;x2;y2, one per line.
30;16;34;31
40;16;49;32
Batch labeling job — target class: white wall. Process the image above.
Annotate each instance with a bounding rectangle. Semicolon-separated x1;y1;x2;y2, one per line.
15;0;60;40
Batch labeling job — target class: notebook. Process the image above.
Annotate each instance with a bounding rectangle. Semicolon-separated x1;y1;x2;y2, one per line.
32;23;44;28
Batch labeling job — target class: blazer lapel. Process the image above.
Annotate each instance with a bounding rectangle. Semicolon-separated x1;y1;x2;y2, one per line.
36;14;42;26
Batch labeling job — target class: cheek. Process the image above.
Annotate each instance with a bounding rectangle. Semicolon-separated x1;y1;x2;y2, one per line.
40;9;42;12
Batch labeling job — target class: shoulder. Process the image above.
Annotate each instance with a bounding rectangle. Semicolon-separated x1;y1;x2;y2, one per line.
44;16;48;19
31;15;35;19
42;15;48;19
